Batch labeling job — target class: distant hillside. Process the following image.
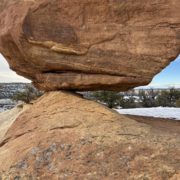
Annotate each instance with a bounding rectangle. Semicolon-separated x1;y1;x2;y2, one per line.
0;83;29;99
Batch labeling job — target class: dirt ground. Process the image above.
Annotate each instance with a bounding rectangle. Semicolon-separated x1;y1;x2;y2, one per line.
126;115;180;134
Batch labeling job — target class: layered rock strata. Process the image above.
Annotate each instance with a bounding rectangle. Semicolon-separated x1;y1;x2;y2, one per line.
0;0;179;91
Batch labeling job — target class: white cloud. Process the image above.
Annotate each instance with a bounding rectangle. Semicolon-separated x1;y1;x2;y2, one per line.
0;54;30;83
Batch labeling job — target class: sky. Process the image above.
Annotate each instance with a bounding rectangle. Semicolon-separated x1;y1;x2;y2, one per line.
146;55;180;88
0;53;179;88
0;54;30;83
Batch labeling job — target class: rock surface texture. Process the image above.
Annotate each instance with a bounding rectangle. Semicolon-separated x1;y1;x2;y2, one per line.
0;0;180;91
0;104;31;141
0;92;179;179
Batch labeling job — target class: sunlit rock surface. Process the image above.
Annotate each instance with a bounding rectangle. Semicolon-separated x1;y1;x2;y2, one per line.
0;92;179;179
0;0;179;91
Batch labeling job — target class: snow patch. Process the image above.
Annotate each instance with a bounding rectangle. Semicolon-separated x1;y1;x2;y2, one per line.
116;107;180;120
0;108;4;113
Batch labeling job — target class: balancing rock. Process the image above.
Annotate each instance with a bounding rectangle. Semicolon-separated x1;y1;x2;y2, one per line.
0;0;179;91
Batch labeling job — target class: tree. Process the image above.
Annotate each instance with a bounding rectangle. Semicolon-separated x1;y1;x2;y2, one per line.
12;84;43;103
138;89;158;107
157;88;180;107
92;91;120;108
117;92;137;108
91;91;137;109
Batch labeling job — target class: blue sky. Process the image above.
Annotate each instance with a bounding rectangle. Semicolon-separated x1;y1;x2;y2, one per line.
146;55;180;88
0;54;179;88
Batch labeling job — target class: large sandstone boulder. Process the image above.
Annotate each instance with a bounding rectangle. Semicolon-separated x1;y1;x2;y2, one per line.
0;92;179;179
0;0;179;91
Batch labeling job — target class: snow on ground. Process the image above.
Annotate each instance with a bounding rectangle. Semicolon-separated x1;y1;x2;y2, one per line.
0;108;5;113
116;107;180;120
0;99;14;105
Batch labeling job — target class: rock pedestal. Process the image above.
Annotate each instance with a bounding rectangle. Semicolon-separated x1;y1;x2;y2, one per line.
0;0;180;179
0;0;180;91
0;92;179;179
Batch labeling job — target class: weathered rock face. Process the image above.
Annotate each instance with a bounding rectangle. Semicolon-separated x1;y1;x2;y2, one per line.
0;0;179;91
0;91;179;179
0;104;30;141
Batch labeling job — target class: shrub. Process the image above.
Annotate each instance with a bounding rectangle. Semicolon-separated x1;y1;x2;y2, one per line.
117;95;137;109
157;88;180;107
12;84;43;104
92;91;121;108
91;91;137;109
138;89;158;107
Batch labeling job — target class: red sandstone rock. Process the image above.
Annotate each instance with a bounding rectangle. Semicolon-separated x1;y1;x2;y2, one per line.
0;92;179;179
0;0;179;91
